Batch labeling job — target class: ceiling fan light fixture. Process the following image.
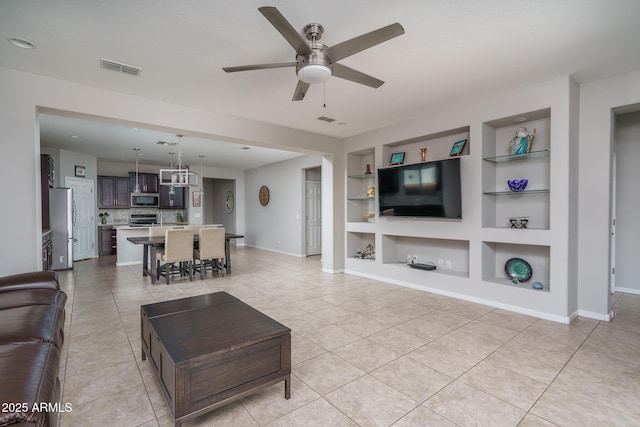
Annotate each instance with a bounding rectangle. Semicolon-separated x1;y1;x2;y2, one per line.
297;64;331;84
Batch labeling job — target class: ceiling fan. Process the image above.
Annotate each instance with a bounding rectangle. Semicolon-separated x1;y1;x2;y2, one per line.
223;6;405;101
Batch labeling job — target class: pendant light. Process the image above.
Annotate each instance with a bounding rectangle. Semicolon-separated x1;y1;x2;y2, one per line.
198;155;205;194
133;148;141;194
159;134;198;187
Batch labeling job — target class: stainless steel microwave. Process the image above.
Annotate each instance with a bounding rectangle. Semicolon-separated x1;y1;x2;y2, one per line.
131;193;159;207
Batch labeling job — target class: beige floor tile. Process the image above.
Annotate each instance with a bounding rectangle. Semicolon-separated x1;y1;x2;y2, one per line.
326;375;419;427
408;340;485;378
291;333;327;365
367;326;430;355
432;329;503;358
487;345;565;384
337;314;389;337
60;384;155;427
293;352;365;395
396;317;453;340
459;361;547;410
266;397;358;427
552;365;640;418
56;252;640;427
303;324;362;350
241;375;319;425
62;360;143;406
333;338;400;372
372;356;453;402
425;381;525;427
392;405;457;427
531;384;640;426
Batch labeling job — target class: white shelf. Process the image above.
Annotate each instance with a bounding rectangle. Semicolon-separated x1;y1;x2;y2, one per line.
347;149;376;223
481;241;550;293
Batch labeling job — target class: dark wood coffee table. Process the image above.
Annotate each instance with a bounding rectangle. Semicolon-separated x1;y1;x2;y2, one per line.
140;292;291;426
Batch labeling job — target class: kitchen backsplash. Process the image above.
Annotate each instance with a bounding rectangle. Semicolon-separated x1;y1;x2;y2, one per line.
98;208;188;225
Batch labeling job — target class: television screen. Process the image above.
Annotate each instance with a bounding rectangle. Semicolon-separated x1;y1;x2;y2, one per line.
378;157;461;218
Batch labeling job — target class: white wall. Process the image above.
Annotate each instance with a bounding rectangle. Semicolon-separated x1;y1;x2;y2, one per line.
0;66;341;276
614;111;640;293
205;178;236;232
244;154;322;257
578;69;640;317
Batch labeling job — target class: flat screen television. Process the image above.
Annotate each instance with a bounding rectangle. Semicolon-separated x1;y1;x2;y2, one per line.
378;157;462;218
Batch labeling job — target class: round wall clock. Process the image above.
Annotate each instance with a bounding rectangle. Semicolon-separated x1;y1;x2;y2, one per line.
259;185;270;206
225;190;234;213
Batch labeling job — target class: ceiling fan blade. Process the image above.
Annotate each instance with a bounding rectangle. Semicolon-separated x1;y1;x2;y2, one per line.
258;6;313;55
332;63;384;88
223;62;297;73
325;23;404;62
292;80;310;101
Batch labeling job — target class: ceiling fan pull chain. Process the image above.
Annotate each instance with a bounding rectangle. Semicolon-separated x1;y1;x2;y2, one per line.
323;82;326;108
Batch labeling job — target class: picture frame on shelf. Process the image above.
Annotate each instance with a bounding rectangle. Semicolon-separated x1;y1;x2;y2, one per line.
449;139;468;157
74;165;86;177
389;152;405;165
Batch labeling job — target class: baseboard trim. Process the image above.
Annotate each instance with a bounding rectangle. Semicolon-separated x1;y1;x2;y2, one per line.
116;260;142;267
615;287;640;295
576;309;612;321
243;244;304;258
345;269;573;324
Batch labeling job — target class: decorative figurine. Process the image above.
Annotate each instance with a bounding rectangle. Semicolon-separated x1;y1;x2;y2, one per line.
367;186;376;198
509;127;536;155
365;164;372;175
420;147;427;162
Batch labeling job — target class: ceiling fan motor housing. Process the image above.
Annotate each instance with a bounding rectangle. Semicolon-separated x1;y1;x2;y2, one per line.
296;42;332;84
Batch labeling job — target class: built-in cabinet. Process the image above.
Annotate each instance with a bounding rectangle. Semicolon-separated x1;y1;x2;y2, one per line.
98;226;117;256
98;176;130;208
344;105;566;320
129;172;158;194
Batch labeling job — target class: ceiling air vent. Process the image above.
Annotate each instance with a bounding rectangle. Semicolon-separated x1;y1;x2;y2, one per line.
317;116;336;123
100;58;142;76
156;140;178;146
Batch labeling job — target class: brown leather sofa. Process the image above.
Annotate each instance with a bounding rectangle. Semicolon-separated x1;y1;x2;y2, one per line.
0;271;67;427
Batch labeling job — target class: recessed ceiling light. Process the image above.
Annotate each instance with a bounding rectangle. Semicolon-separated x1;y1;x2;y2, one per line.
70;135;80;139
8;37;35;49
515;117;527;123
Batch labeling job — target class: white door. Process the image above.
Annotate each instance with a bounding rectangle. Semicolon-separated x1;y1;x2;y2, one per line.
306;181;322;256
610;152;617;294
66;177;95;261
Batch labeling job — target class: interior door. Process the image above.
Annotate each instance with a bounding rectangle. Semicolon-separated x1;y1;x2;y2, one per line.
306;180;322;256
66;177;95;260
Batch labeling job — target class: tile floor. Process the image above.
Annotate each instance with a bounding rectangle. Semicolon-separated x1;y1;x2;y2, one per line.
54;246;640;426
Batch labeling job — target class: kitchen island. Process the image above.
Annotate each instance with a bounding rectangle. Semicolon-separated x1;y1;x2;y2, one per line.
115;226;149;266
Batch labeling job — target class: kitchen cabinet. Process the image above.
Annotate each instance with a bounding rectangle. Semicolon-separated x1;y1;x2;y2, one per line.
98;226;117;256
159;185;186;209
129;172;158;194
40;154;53;229
98;176;130;208
42;230;53;270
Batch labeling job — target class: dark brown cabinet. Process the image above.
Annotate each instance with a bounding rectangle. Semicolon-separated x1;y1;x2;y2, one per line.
159;185;186;209
98;176;130;208
98;226;117;256
129;172;158;194
40;154;53;229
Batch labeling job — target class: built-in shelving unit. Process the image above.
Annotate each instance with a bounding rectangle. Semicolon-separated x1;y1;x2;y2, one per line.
482;109;551;230
346;149;376;224
344;98;572;321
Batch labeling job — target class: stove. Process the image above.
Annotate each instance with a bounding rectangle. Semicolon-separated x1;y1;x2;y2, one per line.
129;213;159;227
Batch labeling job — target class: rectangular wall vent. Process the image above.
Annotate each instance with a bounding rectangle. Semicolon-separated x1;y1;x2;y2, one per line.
317;116;336;123
100;58;142;76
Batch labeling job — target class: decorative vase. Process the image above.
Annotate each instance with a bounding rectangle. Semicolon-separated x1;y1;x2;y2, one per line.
365;164;372;175
420;148;427;162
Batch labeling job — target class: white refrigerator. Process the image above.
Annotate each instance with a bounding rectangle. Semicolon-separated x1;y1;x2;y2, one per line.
50;187;75;270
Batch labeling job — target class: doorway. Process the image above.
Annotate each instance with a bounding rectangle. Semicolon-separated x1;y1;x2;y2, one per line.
611;110;640;295
305;167;322;256
65;177;95;261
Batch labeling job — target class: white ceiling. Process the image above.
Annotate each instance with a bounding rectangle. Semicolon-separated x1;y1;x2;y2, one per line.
3;0;640;168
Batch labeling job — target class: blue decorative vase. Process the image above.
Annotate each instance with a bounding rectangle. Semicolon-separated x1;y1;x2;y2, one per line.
507;179;528;192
